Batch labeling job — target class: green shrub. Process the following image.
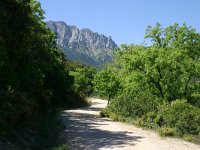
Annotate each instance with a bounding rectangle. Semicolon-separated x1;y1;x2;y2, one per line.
158;127;175;137
156;100;200;135
100;107;122;121
110;92;160;119
190;91;200;107
109;112;120;121
0;90;33;126
100;107;111;118
175;111;200;135
134;118;146;127
140;111;158;129
183;135;194;142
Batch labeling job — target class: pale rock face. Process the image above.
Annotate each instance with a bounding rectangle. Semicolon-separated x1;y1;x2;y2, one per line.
46;21;117;66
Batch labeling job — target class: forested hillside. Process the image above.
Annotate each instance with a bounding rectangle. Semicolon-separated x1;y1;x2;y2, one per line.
95;23;200;142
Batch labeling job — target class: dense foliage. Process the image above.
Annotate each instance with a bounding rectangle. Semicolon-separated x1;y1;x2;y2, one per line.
96;23;200;138
93;68;121;104
155;100;200;135
0;0;87;137
70;67;96;97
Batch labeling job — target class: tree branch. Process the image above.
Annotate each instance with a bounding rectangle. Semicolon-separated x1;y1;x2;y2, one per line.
136;66;164;98
147;74;164;98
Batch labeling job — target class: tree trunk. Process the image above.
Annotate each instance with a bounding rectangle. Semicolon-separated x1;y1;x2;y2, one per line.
107;95;110;105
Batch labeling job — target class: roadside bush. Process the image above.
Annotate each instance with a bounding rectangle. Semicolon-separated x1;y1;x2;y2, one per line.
139;111;158;129
183;135;194;142
156;100;200;135
158;127;176;137
100;107;120;121
0;90;33;126
190;90;200;108
100;107;110;118
110;90;160;119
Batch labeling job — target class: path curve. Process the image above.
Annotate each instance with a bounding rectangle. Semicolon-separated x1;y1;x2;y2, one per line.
59;98;200;150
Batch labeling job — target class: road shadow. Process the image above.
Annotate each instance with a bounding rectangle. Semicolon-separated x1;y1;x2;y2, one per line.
81;106;103;112
57;109;144;150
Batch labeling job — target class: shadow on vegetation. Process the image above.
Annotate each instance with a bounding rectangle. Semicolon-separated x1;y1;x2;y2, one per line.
57;106;144;150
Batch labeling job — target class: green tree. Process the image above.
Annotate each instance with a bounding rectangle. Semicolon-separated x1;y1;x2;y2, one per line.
116;24;200;103
118;46;197;102
93;69;121;104
145;23;200;59
106;23;200;120
0;0;83;126
70;67;96;97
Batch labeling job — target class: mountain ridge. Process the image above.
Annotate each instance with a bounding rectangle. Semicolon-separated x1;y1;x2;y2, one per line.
46;21;117;66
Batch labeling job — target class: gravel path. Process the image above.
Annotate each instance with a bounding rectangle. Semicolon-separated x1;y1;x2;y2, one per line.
59;98;200;150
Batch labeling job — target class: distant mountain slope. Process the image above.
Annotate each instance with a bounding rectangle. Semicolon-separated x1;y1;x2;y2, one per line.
46;21;117;66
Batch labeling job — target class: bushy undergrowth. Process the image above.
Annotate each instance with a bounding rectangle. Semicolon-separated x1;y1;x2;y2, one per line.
158;127;176;137
155;100;200;135
0;113;65;150
101;99;200;143
100;107;110;118
100;107;119;121
109;90;160;118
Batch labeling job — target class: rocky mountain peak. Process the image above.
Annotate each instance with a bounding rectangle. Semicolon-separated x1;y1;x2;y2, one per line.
46;21;117;66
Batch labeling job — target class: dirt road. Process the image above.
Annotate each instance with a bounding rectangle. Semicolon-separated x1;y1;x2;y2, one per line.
59;98;200;150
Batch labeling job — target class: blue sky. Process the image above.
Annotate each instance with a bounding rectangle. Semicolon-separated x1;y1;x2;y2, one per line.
39;0;200;45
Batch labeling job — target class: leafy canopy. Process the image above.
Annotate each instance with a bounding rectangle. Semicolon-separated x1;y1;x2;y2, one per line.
93;69;121;104
115;23;200;103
